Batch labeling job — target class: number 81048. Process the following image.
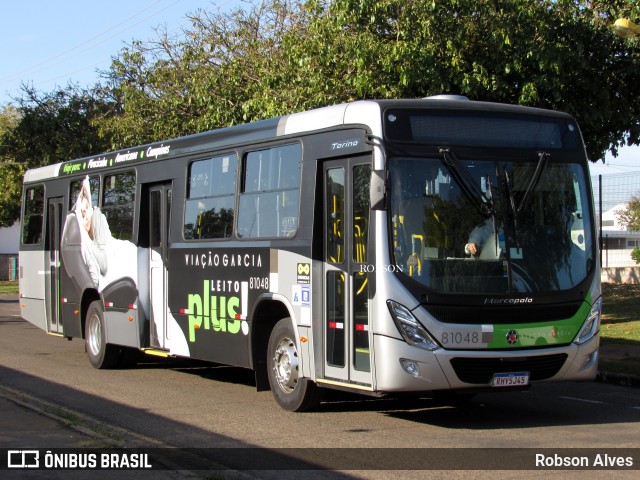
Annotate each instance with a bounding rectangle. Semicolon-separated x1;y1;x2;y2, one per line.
441;331;480;345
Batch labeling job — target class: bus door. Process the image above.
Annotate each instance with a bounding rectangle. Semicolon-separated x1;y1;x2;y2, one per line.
323;158;372;386
148;183;172;350
45;197;64;334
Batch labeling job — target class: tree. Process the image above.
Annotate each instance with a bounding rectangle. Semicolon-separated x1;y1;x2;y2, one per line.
0;84;115;226
0;105;23;227
279;0;640;160
615;195;640;265
100;0;307;147
101;0;639;161
616;194;640;231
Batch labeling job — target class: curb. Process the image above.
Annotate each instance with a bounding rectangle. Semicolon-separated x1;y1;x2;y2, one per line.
596;371;640;388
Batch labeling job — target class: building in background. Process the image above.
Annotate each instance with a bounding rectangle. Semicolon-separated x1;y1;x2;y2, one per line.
0;223;19;281
599;203;640;268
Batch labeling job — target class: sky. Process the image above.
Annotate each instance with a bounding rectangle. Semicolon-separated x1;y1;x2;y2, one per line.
0;0;239;103
0;0;638;181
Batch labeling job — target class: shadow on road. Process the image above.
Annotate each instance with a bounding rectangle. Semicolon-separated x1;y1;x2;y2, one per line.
107;355;640;430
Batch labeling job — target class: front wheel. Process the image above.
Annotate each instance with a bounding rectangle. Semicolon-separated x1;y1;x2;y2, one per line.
85;300;119;369
267;318;321;411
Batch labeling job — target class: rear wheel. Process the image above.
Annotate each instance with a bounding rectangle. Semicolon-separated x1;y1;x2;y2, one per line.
267;318;321;411
85;300;119;369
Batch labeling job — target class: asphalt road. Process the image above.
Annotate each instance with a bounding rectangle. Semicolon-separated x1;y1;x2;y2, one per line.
1;295;639;479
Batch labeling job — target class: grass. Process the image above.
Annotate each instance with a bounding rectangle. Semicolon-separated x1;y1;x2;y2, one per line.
600;283;640;344
599;356;640;377
0;281;18;295
598;283;640;377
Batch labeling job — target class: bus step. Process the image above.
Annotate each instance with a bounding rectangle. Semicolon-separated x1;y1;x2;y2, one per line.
142;349;171;358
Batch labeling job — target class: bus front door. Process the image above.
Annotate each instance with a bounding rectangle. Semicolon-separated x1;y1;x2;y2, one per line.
45;197;64;335
323;158;372;387
148;184;171;350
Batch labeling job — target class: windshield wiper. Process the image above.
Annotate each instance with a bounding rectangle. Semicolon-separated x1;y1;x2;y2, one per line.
504;170;521;250
439;147;495;218
517;151;550;214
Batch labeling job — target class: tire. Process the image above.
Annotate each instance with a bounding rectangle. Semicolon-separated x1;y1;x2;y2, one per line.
267;318;322;411
85;300;120;369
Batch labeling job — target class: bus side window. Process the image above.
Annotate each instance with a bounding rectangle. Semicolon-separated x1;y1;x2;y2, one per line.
184;154;237;240
69;177;100;210
353;164;371;263
102;172;136;241
22;186;44;245
238;144;301;239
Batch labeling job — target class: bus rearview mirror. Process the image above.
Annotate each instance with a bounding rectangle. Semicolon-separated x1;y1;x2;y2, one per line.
370;170;386;210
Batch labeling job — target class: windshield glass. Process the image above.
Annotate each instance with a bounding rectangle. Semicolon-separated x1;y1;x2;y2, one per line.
389;155;594;294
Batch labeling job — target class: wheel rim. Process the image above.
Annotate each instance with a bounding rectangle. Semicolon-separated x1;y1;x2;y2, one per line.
87;312;102;357
272;336;299;394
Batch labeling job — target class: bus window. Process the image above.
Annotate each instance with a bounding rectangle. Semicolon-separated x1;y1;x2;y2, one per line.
326;167;345;264
353;164;371;263
70;177;100;210
22;186;44;244
184;154;237;240
102;172;136;241
238;144;301;238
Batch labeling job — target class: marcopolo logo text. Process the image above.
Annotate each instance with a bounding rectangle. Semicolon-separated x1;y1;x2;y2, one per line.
484;297;534;305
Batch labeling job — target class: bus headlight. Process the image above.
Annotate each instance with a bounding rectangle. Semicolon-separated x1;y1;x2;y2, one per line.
574;297;602;345
387;300;439;351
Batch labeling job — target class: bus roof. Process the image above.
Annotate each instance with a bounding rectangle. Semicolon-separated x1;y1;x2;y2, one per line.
23;98;573;184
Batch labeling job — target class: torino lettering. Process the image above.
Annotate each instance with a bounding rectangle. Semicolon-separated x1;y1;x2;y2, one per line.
331;140;359;150
188;280;241;342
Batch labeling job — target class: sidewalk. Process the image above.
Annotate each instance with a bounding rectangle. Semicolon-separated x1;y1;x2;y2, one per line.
0;392;187;478
0;394;108;449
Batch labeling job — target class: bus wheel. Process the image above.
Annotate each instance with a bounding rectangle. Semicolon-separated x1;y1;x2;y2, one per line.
267;318;321;412
85;301;119;369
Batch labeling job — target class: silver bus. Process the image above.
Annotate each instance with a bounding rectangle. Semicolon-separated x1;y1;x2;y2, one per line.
19;97;601;411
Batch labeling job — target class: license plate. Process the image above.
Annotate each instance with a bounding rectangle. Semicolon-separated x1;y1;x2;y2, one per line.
491;372;529;387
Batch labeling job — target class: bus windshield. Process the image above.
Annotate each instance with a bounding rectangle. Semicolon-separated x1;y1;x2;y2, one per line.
389;154;594;294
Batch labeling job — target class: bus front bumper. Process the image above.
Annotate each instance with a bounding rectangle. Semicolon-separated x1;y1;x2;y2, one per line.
372;333;599;393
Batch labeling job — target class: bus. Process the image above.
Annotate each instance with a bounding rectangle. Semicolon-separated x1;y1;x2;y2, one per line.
19;97;601;411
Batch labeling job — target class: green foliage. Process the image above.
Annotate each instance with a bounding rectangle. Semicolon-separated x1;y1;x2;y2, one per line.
616;194;640;232
0;105;24;228
101;1;309;146
7;84;114;168
615;194;640;264
0;84;114;226
293;0;639;160
101;0;640;162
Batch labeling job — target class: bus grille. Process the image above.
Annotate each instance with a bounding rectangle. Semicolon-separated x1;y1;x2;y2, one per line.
425;302;582;324
450;353;568;384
